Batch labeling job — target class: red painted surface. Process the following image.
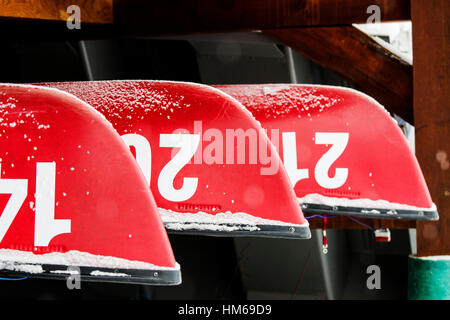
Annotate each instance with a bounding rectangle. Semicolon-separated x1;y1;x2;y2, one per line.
42;81;306;227
0;84;176;268
217;84;434;210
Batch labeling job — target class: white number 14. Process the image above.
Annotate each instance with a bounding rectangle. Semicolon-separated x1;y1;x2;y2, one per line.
0;162;71;246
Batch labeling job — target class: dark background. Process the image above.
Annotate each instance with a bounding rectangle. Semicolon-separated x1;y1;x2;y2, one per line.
0;36;412;300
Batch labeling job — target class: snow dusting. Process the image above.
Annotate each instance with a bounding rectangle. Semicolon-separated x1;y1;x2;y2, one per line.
361;209;381;214
219;84;342;120
160;207;308;232
39;80;266;136
298;193;436;212
217;84;397;126
0;261;43;274
0;91;51;136
0;249;180;273
165;222;260;232
50;269;80;275
90;270;130;278
41;81;190;132
410;255;450;261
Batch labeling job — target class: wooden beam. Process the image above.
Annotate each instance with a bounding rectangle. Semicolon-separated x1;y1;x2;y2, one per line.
264;26;414;123
114;0;410;35
0;0;113;24
0;0;410;40
412;0;450;256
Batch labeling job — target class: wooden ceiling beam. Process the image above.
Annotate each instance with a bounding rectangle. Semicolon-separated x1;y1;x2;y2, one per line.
0;0;410;39
264;26;414;123
0;0;113;24
113;0;410;35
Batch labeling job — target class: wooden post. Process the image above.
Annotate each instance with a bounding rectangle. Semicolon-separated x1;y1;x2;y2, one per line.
409;0;450;299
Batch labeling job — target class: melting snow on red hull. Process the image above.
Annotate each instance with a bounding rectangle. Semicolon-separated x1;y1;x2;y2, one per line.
216;84;438;221
0;84;180;285
41;81;310;239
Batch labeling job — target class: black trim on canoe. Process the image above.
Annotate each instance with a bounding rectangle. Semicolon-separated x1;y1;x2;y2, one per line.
165;223;311;239
0;263;181;286
301;203;439;221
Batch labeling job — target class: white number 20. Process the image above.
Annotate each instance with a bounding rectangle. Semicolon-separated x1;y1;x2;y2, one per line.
122;133;201;202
